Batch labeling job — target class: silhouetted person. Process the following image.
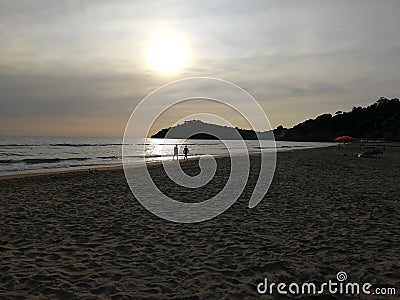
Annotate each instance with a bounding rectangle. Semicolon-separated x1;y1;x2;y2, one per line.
183;145;189;160
173;144;178;160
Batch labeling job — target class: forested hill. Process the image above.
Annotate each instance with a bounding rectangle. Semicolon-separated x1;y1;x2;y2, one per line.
151;97;400;142
151;120;273;140
277;97;400;141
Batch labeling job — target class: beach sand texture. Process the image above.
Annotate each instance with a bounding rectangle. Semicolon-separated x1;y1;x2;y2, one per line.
1;146;399;299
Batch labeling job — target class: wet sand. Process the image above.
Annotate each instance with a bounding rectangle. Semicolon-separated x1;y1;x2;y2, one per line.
1;146;399;299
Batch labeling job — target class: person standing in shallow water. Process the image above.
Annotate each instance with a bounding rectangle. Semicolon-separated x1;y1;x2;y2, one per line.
173;145;178;160
183;145;189;160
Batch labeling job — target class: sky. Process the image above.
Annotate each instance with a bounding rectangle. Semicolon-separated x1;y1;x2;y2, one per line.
1;0;400;137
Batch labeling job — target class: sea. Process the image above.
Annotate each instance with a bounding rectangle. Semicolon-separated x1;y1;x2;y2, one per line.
0;136;334;176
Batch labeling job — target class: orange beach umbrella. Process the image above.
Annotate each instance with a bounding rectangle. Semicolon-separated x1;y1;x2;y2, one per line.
333;135;357;142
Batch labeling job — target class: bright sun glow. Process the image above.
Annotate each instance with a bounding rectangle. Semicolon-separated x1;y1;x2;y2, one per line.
148;36;188;73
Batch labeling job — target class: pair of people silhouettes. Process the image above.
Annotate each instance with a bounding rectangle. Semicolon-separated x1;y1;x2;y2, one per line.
173;145;189;160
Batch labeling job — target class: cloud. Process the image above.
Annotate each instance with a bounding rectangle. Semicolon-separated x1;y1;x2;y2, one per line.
1;0;400;135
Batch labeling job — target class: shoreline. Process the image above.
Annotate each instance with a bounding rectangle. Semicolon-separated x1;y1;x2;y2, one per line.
0;144;334;180
4;140;398;180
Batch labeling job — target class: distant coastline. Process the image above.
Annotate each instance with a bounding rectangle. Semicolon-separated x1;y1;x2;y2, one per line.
151;97;400;142
151;120;273;140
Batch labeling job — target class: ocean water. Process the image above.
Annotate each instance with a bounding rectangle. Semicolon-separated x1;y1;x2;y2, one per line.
0;136;334;176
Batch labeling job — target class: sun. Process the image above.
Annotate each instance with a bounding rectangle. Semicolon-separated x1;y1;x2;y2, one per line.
148;36;188;73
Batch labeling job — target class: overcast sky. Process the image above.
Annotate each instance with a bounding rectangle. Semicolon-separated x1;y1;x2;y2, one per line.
1;0;400;137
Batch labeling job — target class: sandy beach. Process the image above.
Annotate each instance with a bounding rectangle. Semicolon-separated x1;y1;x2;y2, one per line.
1;145;399;299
